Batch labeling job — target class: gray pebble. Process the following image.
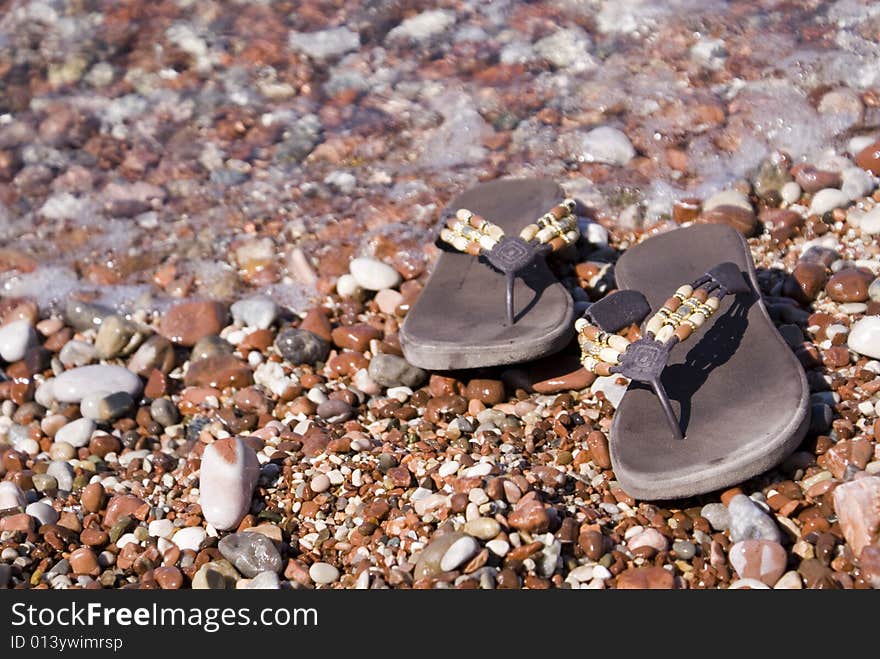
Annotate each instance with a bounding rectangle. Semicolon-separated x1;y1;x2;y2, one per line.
65;299;112;332
672;539;696;560
58;340;96;368
368;353;426;388
378;453;398;473
150;398;180;427
316;399;353;422
127;335;175;376
218;532;283;577
81;391;134;422
191;335;233;362
700;503;731;531
274;328;329;365
728;494;782;543
94;314;138;359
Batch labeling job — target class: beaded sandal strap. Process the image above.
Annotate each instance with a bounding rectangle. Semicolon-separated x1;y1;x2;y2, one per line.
576;261;749;440
439;199;579;324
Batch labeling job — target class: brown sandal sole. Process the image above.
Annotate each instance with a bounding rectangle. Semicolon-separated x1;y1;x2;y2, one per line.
610;224;810;500
400;179;575;370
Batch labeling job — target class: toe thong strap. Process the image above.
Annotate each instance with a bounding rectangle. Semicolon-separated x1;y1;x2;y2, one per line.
577;261;748;440
439;199;579;325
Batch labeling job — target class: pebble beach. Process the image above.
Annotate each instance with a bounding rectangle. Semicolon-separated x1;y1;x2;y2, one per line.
1;0;880;590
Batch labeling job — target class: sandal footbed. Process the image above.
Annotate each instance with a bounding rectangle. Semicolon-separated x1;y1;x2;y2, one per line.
611;223;809;500
400;179;574;370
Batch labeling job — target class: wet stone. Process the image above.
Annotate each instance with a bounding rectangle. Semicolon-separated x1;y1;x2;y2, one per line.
80;391;134;422
728;495;782;543
218;532;282;577
184;354;253;389
368;353;426;388
191;335;233;362
274;329;329;366
150;398;180;427
160;301;228;347
52;365;142;403
826;269;872;303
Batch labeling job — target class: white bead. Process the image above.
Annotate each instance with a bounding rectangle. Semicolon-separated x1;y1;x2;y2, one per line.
487;225;504;240
646;316;664;335
574;319;588;333
676;285;694;298
456;208;472;221
451;236;469;251
656;325;675;342
537;227;556;243
520;225;538;241
598;348;620;364
607;335;630;352
706;297;720;310
478;235;496;251
565;230;579;243
688;312;707;328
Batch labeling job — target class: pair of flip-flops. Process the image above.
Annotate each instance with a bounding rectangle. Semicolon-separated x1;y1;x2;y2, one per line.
400;179;809;500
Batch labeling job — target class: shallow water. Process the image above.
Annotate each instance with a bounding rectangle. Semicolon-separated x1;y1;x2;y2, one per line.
0;0;878;312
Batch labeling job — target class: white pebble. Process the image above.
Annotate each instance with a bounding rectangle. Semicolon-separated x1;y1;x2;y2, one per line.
230;296;277;330
809;188;849;215
841;167;875;201
52;365;142;403
848;316;880;359
310;473;330;493
773;570;803;589
336;273;361;298
780;181;801;204
586;223;609;247
25;502;58;526
115;533;139;549
198;437;260;530
309;562;339;584
54;417;96;448
462;462;492;478
848;135;877;156
0;320;37;362
386;386;412;402
0;482;25;510
857;206;880;235
438;461;459;478
591;565;612;580
349;257;401;291
486;539;509;556
440;536;479;571
569;126;634;166
148;519;175;538
172;526;207;551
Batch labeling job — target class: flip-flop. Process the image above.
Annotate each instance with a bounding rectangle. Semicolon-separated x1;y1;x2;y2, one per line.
576;223;809;500
401;179;577;370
